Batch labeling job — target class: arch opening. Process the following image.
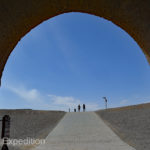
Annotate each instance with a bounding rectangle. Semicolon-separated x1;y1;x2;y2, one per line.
1;12;150;111
0;0;150;85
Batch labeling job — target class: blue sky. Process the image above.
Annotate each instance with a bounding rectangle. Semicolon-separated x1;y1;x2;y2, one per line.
0;12;150;111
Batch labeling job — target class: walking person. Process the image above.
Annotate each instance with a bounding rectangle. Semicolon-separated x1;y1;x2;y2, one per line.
74;108;76;112
83;104;86;112
78;104;81;112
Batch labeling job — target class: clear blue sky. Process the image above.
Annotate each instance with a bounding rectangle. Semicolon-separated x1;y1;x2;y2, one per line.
0;12;150;111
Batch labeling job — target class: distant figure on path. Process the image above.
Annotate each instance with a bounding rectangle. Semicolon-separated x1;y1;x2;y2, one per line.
69;108;70;112
74;109;76;112
78;105;81;112
83;104;86;112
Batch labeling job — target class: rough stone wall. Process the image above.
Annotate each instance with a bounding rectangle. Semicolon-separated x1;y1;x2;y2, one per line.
96;103;150;150
0;0;150;85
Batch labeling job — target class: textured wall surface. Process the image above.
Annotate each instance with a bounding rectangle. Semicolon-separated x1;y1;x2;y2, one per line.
96;103;150;150
0;0;150;85
0;109;66;150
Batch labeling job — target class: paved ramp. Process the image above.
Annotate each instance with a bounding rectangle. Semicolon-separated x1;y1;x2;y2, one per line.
35;112;135;150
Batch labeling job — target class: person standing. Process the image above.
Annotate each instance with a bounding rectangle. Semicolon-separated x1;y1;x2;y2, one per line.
83;104;86;112
74;108;76;112
78;105;81;112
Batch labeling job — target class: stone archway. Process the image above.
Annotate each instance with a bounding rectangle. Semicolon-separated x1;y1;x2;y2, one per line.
0;0;150;85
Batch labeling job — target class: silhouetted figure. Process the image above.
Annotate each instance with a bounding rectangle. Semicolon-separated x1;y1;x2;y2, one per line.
1;143;8;150
74;109;76;112
69;108;70;112
83;104;86;112
103;97;108;109
1;138;8;150
78;105;81;112
1;115;10;150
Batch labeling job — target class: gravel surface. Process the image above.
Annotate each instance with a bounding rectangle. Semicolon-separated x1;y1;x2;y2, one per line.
96;103;150;150
0;109;66;150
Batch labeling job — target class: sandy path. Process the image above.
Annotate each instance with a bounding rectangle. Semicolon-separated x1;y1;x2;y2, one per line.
34;112;135;150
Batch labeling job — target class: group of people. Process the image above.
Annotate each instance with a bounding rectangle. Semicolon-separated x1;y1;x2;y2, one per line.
69;104;86;112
